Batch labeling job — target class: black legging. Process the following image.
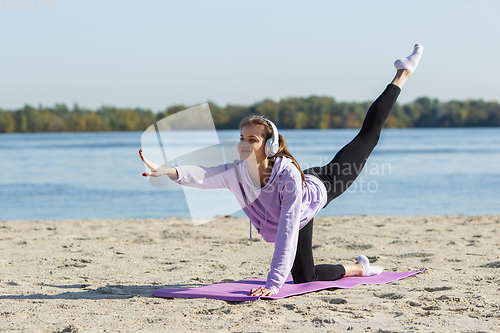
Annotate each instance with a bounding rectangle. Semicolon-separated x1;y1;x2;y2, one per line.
291;83;401;284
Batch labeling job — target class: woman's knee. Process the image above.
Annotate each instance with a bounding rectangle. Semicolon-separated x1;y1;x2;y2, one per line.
291;271;316;284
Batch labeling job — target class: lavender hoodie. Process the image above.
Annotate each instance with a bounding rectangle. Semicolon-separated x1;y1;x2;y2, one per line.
172;156;327;294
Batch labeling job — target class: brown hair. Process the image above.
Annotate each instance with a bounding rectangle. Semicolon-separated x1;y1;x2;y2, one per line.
239;114;306;188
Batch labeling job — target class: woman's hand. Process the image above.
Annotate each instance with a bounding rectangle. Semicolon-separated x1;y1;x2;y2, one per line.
249;286;275;297
139;149;177;178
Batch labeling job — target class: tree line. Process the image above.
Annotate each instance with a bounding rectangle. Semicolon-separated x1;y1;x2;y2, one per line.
1;96;499;133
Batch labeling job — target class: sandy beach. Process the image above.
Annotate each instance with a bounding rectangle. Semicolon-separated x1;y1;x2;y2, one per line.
1;214;499;332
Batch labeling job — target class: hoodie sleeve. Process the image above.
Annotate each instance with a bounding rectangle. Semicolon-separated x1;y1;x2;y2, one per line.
172;163;232;189
265;168;303;294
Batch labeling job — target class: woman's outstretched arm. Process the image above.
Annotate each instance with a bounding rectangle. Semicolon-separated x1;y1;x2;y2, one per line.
139;149;178;179
250;170;303;296
140;149;236;190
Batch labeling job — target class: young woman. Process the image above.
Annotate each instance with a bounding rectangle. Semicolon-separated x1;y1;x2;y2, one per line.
140;44;423;297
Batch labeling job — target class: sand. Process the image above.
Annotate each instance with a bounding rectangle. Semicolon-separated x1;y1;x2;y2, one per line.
1;215;500;332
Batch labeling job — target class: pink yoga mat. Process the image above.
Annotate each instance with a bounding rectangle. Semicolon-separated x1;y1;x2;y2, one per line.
152;269;425;301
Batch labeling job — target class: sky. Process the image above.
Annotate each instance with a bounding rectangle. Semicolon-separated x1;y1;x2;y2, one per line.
1;0;499;112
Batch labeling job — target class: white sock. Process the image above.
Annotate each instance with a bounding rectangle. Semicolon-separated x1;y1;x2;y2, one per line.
356;255;383;276
394;43;424;73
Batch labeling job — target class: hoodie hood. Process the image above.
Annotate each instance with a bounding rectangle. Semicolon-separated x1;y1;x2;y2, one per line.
240;156;291;191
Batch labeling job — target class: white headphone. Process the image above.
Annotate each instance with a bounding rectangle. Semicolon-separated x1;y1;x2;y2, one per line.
264;118;280;157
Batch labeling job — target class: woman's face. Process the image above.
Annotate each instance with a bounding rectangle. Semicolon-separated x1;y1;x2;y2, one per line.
239;124;267;162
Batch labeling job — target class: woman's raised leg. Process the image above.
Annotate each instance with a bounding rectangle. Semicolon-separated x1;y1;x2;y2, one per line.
293;45;423;284
304;44;423;207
